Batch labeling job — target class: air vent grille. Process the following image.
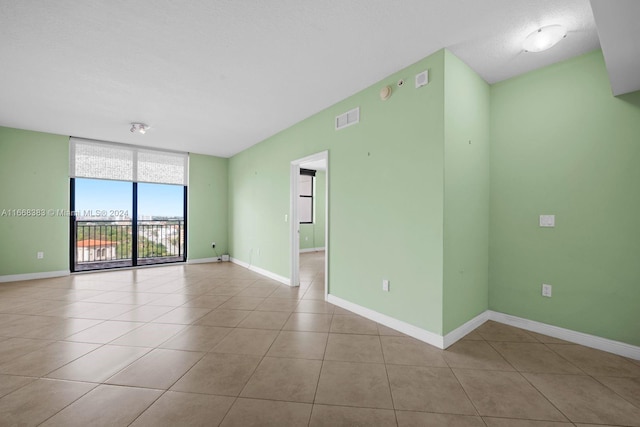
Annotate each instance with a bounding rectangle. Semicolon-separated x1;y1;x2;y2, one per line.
335;107;360;130
415;70;429;88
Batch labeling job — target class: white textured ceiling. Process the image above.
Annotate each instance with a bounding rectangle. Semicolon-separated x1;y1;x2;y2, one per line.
0;1;601;157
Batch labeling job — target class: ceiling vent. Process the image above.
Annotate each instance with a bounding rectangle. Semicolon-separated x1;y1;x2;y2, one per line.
415;70;429;88
335;107;359;130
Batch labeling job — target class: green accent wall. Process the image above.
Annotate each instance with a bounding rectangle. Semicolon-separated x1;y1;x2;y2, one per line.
230;50;449;334
188;153;229;260
442;51;491;334
228;139;293;276
0;127;69;276
300;170;326;250
229;49;492;336
490;50;640;346
0;127;228;275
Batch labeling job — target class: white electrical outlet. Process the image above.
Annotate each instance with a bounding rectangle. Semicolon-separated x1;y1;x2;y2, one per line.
539;215;555;227
211;242;216;248
382;279;390;292
37;251;44;259
542;283;552;297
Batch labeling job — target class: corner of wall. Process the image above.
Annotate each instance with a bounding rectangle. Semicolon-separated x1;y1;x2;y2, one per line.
187;153;229;261
441;51;491;334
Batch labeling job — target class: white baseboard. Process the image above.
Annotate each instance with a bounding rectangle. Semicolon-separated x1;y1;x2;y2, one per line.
443;311;491;348
326;294;488;350
489;311;640;361
230;257;291;286
187;257;221;264
327;294;445;349
0;270;70;283
300;247;325;253
317;296;640;360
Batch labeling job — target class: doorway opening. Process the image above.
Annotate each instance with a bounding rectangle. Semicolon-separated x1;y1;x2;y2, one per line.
290;151;328;299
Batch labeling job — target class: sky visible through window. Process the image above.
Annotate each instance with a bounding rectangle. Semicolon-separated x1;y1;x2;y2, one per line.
75;178;183;219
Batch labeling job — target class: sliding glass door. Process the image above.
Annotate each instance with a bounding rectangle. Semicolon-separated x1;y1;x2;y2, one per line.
71;179;186;271
69;138;188;272
137;182;186;266
72;178;134;271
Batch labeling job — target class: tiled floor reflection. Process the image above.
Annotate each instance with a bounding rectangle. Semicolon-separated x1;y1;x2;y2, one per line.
0;251;639;426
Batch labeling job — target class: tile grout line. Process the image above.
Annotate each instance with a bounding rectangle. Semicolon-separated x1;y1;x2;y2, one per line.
215;285;293;427
516;362;576;424
33;380;100;426
448;361;486;422
378;329;400;427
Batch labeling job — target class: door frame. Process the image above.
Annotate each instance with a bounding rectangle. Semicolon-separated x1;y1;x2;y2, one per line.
290;150;329;299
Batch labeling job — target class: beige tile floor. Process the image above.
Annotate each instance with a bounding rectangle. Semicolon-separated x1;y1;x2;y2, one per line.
1;251;639;426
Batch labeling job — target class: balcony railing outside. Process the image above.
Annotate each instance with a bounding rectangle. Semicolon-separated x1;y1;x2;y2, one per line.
74;220;184;269
138;220;184;260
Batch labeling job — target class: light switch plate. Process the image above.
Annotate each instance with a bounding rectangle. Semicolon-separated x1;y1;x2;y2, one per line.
539;215;555;227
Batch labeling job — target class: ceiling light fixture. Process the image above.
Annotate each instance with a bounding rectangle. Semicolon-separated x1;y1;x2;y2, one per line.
130;123;148;134
523;25;567;53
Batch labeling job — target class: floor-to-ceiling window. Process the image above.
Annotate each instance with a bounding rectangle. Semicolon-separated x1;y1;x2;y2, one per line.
69;138;187;272
137;182;186;266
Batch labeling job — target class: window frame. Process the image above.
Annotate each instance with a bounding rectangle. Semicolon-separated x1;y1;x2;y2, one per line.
299;168;315;224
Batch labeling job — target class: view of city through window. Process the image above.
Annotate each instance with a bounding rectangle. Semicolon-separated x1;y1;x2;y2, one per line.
74;178;185;270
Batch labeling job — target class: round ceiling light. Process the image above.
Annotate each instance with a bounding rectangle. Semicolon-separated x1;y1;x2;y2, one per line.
523;25;567;53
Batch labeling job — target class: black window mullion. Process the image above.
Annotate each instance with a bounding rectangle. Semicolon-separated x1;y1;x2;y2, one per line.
183;185;187;262
132;182;138;266
299;169;314;224
70;178;76;272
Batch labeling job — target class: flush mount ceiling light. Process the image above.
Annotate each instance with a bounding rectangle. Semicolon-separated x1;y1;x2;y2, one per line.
523;25;567;53
130;122;148;134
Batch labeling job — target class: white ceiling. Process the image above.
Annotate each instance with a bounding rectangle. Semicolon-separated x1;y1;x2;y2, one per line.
0;0;617;158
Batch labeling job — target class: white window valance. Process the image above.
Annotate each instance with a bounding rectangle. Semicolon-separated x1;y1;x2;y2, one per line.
69;138;188;185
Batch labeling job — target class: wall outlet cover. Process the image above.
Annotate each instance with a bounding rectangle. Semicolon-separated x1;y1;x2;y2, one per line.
539;215;555;227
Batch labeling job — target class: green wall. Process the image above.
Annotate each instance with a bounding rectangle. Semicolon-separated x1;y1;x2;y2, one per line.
228;139;293;275
230;50;448;333
442;51;491;334
0;127;228;275
4;47;635;347
187;153;229;261
490;50;640;346
300;170;326;250
0;127;69;276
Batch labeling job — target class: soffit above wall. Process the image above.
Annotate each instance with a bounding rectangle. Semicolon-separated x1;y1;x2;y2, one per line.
590;0;640;96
